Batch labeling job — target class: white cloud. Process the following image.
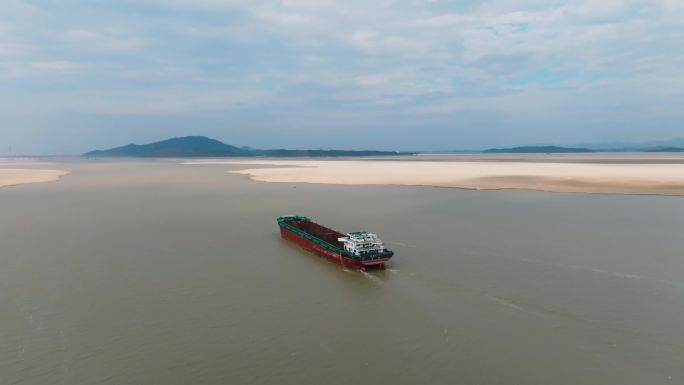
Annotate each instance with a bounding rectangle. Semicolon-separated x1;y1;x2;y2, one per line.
575;0;625;19
30;60;85;72
63;29;146;53
0;58;86;80
49;89;273;115
1;0;684;151
663;0;684;12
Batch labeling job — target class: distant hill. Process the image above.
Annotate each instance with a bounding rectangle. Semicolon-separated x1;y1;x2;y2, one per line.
578;138;684;151
250;149;407;157
644;146;684;152
84;136;250;157
84;136;411;158
483;146;596;154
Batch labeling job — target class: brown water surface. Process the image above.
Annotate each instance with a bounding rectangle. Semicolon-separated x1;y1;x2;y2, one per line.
1;160;683;384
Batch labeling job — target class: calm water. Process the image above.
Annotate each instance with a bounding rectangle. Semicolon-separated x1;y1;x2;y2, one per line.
1;160;683;385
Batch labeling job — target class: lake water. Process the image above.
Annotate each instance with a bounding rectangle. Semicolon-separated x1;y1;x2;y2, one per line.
1;160;683;384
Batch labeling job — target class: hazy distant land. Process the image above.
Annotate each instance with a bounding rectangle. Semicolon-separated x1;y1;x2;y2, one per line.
481;145;684;153
84;136;413;158
187;154;684;196
84;136;684;158
483;146;596;153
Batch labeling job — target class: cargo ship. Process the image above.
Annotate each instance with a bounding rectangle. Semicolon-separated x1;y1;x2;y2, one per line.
277;216;394;271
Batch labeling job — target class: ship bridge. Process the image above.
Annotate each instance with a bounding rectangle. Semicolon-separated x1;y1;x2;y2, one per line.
337;231;388;257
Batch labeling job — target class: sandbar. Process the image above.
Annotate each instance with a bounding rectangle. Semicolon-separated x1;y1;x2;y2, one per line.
185;155;684;195
0;168;70;188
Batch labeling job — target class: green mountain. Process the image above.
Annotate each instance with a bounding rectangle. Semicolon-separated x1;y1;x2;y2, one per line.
84;136;250;157
483;146;596;154
84;136;410;157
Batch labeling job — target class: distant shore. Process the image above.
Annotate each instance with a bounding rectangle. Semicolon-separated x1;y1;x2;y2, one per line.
185;154;684;195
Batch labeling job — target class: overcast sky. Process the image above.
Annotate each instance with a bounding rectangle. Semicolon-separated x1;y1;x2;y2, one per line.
1;0;683;154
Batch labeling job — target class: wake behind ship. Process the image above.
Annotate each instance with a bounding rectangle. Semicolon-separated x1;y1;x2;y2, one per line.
277;216;394;271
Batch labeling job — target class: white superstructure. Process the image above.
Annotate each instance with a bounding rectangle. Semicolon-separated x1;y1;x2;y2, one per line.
338;231;388;257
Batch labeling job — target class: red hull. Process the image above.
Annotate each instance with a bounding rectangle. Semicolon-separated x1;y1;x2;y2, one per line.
279;227;389;270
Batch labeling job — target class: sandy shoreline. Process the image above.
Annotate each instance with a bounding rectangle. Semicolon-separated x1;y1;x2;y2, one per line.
0;168;70;188
186;156;684;195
